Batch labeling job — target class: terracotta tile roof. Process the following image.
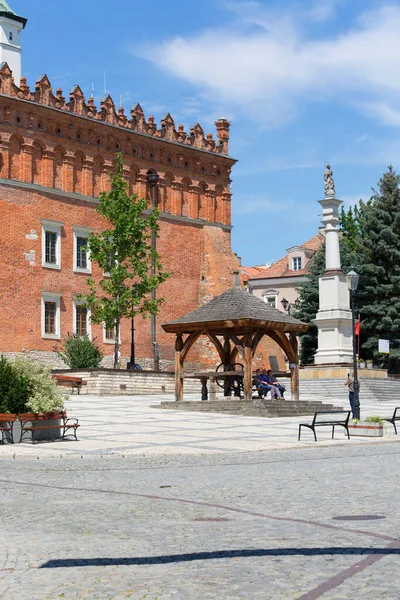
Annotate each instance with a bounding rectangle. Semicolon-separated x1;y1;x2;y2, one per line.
301;233;324;251
248;232;323;281
240;265;265;282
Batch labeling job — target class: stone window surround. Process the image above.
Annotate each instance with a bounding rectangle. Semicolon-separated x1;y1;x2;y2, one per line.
41;219;63;270
292;256;302;271
73;225;92;274
41;292;61;340
103;324;120;344
262;289;278;309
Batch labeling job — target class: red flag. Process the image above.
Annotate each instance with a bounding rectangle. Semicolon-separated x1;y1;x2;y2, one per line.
354;315;360;336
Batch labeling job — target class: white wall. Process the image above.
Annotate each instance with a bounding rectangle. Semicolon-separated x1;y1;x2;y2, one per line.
0;16;22;83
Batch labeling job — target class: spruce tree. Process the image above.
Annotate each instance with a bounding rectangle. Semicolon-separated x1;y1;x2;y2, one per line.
354;166;400;372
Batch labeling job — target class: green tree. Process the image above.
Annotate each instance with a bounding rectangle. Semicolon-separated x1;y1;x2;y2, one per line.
82;155;170;368
353;167;400;372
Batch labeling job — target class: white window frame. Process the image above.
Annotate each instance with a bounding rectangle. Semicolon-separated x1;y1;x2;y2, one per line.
41;292;61;340
262;290;278;309
73;298;91;339
292;256;302;271
103;323;120;344
73;226;92;274
41;220;62;270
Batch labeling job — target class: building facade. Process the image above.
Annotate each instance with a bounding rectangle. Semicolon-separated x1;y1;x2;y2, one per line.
0;52;240;368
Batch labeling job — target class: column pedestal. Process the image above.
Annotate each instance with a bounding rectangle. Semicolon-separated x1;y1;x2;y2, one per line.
314;272;353;364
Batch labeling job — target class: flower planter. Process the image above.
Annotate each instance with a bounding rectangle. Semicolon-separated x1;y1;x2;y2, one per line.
348;423;383;437
15;413;62;443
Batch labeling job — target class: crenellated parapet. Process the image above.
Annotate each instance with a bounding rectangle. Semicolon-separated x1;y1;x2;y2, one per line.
0;63;231;155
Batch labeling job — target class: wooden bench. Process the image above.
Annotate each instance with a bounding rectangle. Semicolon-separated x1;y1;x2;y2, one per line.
298;410;351;442
0;413;16;444
52;374;87;394
18;411;80;443
384;407;400;434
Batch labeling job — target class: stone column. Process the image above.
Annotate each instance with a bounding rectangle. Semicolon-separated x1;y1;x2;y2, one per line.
175;334;184;401
314;165;353;364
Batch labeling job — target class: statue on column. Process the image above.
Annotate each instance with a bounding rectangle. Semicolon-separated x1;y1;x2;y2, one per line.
324;163;335;198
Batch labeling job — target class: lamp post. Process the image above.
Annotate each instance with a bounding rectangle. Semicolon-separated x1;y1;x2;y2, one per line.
129;284;137;370
280;297;290;315
147;170;160;371
346;268;360;420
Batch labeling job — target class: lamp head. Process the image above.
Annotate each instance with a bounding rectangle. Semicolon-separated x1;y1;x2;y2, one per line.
346;268;360;292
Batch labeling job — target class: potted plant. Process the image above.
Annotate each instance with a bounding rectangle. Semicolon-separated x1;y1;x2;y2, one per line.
366;359;373;369
11;358;66;442
359;359;365;369
348;416;384;437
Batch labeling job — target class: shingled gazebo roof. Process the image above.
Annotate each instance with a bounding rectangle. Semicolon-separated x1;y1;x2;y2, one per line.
162;285;308;335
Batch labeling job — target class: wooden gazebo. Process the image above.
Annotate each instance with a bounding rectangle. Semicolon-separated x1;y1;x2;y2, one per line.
162;281;308;402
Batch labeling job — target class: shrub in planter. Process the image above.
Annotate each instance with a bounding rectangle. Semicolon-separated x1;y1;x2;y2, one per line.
0;355;30;414
57;334;103;369
12;357;65;414
349;415;384;437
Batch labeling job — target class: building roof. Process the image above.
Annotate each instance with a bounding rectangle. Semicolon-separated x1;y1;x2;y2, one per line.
248;233;324;281
0;1;27;26
162;284;308;334
240;265;264;283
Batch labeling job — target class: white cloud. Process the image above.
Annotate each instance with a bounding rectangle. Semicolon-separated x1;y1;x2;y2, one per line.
134;2;400;128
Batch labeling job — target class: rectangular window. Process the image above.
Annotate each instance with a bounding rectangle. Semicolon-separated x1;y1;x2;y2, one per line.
45;231;57;264
41;293;61;339
292;257;302;271
73;227;92;273
75;305;88;336
42;220;62;269
44;301;56;334
266;296;277;308
76;236;87;269
105;326;115;340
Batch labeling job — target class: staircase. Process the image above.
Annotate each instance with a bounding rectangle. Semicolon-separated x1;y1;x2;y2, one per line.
154;397;344;418
297;378;400;403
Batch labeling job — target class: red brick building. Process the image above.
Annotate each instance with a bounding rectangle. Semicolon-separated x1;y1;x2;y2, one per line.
0;56;245;368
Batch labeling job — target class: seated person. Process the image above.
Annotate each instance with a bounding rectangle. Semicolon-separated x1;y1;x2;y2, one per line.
261;369;283;400
253;368;272;398
266;369;285;399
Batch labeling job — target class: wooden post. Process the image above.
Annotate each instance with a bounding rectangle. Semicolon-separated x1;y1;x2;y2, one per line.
243;334;253;401
175;334;184;401
289;334;299;402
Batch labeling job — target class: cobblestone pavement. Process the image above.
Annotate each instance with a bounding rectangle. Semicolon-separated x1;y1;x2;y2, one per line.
1;443;400;599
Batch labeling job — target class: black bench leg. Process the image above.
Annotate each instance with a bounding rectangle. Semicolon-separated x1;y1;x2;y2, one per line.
312;427;317;442
298;425;301;441
394;421;397;435
345;425;350;439
332;425;335;439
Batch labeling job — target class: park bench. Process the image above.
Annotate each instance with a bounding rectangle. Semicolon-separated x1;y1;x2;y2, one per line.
298;410;351;442
52;374;86;394
384;407;400;434
0;413;16;444
18;411;80;443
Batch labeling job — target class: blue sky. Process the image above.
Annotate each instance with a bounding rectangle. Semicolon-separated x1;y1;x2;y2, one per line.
14;0;400;265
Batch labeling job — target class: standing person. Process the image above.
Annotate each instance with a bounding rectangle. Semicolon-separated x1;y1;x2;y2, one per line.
344;372;360;418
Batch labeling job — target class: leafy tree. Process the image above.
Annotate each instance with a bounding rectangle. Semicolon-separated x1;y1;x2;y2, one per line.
353;167;400;372
57;334;103;369
82;154;170;368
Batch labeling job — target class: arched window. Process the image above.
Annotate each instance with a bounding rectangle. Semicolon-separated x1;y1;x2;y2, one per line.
8;134;22;180
32;142;43;185
53;146;65;190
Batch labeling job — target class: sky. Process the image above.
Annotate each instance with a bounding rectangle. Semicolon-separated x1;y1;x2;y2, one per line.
13;0;400;266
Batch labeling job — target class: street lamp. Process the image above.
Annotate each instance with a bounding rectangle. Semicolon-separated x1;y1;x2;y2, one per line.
147;170;160;371
280;297;290;314
346;268;360;419
129;284;138;370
